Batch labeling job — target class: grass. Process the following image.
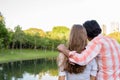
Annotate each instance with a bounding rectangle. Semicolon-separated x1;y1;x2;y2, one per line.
0;49;58;64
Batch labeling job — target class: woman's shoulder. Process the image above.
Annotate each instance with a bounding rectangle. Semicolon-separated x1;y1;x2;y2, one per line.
57;53;67;67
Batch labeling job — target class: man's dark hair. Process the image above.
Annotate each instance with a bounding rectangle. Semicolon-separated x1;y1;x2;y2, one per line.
83;20;102;38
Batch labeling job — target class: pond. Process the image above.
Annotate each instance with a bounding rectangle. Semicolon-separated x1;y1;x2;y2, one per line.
0;58;58;80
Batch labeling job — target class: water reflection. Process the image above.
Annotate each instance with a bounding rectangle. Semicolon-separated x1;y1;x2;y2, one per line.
0;58;58;80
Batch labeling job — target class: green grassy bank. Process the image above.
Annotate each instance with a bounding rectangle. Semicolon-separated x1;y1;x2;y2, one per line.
0;49;58;64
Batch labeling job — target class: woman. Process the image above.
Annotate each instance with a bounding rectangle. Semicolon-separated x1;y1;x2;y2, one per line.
57;24;98;80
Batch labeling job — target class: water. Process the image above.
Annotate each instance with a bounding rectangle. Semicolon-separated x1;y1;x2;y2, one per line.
0;58;58;80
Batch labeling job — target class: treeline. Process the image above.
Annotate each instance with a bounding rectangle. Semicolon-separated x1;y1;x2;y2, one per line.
0;14;120;50
0;14;70;50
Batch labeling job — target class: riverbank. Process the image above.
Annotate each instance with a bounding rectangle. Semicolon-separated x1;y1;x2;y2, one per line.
0;49;58;64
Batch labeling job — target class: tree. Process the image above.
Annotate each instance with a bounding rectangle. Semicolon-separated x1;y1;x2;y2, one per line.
0;12;9;48
108;32;120;43
45;26;70;50
12;25;25;49
24;28;46;37
48;26;70;40
7;28;14;48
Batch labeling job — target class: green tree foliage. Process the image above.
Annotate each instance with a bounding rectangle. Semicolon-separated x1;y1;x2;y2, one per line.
45;26;70;50
23;28;46;49
0;13;9;48
21;27;70;50
108;32;120;43
23;34;35;49
12;25;25;49
48;26;70;40
0;13;70;50
24;28;46;37
7;28;14;48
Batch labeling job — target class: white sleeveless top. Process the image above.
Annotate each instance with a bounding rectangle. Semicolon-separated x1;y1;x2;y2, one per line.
57;53;98;80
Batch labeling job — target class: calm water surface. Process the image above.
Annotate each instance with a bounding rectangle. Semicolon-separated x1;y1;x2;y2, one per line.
0;58;58;80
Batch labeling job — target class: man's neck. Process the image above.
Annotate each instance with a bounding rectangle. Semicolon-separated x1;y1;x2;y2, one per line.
88;37;93;41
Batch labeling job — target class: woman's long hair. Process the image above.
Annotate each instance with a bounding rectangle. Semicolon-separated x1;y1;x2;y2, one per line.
64;24;87;74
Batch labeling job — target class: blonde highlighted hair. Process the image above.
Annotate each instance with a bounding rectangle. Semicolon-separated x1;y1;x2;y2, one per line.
57;24;87;74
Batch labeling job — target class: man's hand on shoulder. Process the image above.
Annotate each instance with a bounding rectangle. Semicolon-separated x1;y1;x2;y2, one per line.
57;44;70;57
57;44;66;52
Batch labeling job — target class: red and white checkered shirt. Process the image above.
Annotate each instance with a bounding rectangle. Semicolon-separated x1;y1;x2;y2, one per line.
69;34;120;80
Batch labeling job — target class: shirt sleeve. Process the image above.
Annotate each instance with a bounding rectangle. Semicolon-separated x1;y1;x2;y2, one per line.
57;53;65;69
58;70;66;76
68;39;101;65
57;53;67;76
90;59;98;76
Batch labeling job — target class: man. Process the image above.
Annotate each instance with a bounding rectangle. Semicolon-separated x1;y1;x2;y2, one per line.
57;20;120;80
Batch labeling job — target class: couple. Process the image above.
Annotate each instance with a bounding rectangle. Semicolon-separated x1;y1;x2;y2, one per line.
57;20;120;80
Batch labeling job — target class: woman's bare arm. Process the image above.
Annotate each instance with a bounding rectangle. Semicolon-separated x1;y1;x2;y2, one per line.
90;75;96;80
58;76;65;80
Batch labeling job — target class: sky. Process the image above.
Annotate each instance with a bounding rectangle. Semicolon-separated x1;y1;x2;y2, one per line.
0;0;120;33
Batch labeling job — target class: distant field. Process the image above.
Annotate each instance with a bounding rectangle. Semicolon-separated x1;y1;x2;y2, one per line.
0;49;58;64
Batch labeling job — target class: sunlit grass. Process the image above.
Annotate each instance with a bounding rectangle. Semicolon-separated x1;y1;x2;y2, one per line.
0;49;58;64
